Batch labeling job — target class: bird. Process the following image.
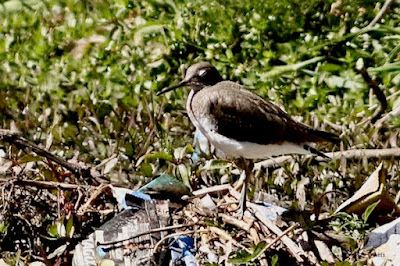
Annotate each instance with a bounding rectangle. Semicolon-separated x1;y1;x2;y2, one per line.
157;62;338;216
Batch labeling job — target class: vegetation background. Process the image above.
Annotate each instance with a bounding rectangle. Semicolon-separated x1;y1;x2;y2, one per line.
1;0;400;264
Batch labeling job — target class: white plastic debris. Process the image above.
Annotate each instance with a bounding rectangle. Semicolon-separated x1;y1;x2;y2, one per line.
200;194;217;210
365;217;400;266
365;216;400;248
371;234;400;266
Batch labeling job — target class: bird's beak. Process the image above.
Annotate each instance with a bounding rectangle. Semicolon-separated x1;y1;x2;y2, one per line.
157;80;188;96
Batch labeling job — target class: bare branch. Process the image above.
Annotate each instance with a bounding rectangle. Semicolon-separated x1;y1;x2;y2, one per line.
376;105;400;126
97;223;198;247
249;203;305;262
0;129;105;183
251;223;300;263
255;148;400;170
0;178;95;190
366;0;394;28
358;67;387;123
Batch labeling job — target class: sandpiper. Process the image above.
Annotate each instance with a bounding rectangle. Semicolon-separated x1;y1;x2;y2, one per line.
158;62;338;216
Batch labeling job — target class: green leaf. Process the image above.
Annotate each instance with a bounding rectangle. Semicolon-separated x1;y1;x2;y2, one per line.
228;250;252;264
145;152;174;162
140;162;153;176
17;154;42;164
259;56;325;80
199;159;232;172
134;23;165;43
185;144;195;153
250;241;268;261
271;254;279;266
319;63;342;72
368;62;400;73
48;223;59;237
96;102;113;120
0;221;9;234
66;216;74;238
228;241;267;264
362;200;380;223
177;164;191;189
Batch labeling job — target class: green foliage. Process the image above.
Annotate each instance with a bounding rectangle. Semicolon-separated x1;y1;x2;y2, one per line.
330;200;380;244
228;241;267;264
362;200;380;223
271;254;279;266
199;159;232;172
0;221;9;234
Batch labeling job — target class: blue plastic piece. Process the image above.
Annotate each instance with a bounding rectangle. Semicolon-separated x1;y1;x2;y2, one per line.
170;236;196;266
120;191;151;210
96;246;107;258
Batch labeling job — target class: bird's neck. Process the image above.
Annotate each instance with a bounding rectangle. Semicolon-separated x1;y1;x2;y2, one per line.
187;89;196;109
186;89;196;124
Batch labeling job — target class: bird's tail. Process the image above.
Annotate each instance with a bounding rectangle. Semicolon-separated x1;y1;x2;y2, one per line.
303;144;331;159
308;128;340;144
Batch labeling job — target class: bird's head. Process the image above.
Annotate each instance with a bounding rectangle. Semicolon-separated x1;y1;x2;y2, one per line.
157;62;223;95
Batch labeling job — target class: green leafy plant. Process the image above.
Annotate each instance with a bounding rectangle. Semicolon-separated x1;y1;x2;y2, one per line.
330;201;380;244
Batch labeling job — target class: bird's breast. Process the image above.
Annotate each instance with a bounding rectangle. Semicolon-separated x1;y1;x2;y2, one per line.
187;90;215;136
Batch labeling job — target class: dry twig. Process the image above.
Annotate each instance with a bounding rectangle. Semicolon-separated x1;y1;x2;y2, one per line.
376;105;400;126
227;187;305;262
220;213;252;232
76;184;110;215
252;223;300;262
357;67;387;123
210;226;252;252
0;178;94;190
366;0;394;28
254;147;400;170
249;203;305;263
0;129;105;183
97;223;198;247
151;229;208;255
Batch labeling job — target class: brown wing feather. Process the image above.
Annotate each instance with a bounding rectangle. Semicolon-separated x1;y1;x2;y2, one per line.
191;81;338;145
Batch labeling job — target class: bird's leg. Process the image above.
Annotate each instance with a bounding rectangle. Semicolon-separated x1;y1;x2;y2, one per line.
236;158;254;218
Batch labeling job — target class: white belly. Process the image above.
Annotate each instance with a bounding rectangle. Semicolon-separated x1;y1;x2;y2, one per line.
189;115;308;159
205;129;309;159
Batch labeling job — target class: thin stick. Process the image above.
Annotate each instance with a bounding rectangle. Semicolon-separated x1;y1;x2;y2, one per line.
97;223;197;246
254;148;400;170
251;223;299;262
376;105;400;126
210;226;252;253
77;184;109;215
152;229;207;254
248;203;304;262
220;213;251;232
366;0;394;28
0;178;94;190
358;66;387;123
0;129;104;182
189;184;231;198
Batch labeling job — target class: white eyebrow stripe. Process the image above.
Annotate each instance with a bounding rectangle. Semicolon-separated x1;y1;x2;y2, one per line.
198;69;207;76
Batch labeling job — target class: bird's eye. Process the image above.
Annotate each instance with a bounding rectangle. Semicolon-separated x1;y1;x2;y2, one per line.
198;69;207;77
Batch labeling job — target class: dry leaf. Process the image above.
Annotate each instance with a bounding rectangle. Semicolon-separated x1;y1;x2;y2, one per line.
335;163;400;216
104;157;119;174
314;240;335;263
